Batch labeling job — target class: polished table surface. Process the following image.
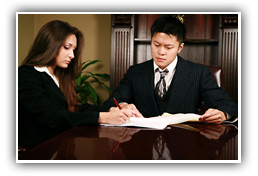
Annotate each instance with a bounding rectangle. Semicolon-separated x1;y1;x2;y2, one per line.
18;123;238;160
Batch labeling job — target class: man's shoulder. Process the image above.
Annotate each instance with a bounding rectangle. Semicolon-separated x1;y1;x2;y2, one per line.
178;56;206;70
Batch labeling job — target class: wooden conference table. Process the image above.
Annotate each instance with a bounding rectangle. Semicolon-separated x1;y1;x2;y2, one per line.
18;123;238;160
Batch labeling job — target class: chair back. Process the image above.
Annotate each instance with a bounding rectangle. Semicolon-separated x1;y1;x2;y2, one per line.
207;65;222;87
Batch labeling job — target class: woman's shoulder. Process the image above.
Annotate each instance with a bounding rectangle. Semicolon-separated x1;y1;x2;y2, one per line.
18;65;43;82
18;65;43;76
18;64;35;72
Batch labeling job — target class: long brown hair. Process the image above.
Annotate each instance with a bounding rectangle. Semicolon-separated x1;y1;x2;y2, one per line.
22;20;84;111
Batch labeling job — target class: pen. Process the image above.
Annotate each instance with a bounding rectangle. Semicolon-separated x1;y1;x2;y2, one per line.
112;142;120;153
113;98;130;122
113;98;122;110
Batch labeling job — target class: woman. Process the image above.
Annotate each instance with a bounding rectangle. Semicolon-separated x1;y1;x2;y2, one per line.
18;20;142;147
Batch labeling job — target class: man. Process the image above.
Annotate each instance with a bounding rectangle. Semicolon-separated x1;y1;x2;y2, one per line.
104;15;237;124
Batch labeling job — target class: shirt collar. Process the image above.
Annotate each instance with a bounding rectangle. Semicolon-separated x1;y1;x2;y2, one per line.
34;66;59;87
153;56;178;73
34;66;49;73
34;66;53;76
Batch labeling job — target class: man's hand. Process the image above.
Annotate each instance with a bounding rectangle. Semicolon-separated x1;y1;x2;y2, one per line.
199;125;226;139
199;108;226;124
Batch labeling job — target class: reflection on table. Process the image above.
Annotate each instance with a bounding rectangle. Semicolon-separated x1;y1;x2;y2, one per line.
18;123;238;160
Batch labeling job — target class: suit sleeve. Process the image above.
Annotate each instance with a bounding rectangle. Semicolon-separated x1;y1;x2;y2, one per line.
200;66;238;117
18;67;100;131
103;66;134;108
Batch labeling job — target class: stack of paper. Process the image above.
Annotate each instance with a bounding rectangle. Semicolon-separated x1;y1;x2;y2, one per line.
101;113;201;129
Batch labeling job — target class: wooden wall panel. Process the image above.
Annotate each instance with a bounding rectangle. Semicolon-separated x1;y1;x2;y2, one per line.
134;14;148;64
185;14;206;39
221;28;238;103
134;14;161;64
110;15;134;91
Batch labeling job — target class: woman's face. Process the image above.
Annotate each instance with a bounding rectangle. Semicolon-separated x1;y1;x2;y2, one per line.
55;34;77;68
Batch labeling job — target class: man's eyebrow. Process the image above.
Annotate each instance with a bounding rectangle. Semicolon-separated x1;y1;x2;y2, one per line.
165;44;175;46
153;40;175;46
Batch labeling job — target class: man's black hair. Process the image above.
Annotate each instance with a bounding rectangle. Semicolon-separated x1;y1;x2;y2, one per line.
151;15;186;43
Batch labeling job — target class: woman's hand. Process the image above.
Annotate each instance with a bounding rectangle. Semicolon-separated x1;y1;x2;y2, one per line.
99;108;140;125
119;103;143;118
98;126;140;143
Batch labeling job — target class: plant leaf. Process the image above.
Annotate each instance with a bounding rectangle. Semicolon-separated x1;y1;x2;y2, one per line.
76;75;81;87
76;59;111;105
87;84;98;105
81;74;91;83
90;79;112;95
83;71;109;80
99;82;113;95
82;60;100;71
95;73;110;79
80;92;88;104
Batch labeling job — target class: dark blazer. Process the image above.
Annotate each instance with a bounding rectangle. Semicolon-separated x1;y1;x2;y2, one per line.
18;65;108;147
104;56;237;118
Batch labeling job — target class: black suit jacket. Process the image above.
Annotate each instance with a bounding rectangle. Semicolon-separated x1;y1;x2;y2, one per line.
18;65;108;147
104;56;237;118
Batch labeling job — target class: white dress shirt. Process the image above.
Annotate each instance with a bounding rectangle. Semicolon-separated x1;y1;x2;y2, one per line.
153;56;178;90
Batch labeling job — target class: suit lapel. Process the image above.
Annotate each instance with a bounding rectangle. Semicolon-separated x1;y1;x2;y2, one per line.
138;59;160;115
40;72;68;104
167;57;193;111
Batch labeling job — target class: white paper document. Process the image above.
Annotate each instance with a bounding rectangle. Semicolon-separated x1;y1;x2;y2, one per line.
101;113;201;129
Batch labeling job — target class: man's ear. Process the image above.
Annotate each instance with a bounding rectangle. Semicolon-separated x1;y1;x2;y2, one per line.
178;43;184;54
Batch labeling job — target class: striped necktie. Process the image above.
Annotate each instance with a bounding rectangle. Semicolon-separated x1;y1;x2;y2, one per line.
155;68;169;99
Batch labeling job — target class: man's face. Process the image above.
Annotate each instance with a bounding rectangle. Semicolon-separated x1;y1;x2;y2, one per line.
151;32;184;69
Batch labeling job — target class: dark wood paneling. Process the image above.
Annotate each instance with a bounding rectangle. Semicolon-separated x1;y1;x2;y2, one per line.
133;14;220;66
185;14;206;39
134;14;161;64
221;28;238;103
110;14;238;103
110;15;134;90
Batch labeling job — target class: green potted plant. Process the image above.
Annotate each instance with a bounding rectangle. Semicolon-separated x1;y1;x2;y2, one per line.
76;60;112;105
